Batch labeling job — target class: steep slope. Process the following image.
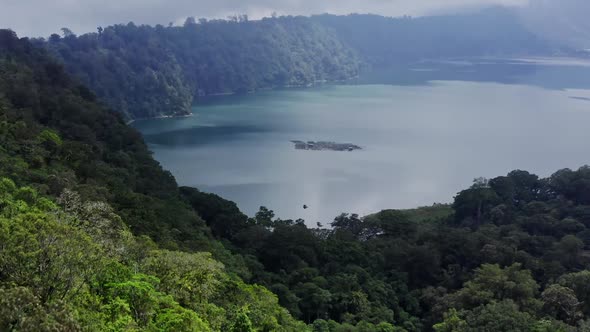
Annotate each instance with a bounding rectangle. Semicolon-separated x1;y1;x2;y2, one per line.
0;29;212;251
40;17;360;120
0;29;310;331
182;164;590;331
38;9;567;121
5;14;590;331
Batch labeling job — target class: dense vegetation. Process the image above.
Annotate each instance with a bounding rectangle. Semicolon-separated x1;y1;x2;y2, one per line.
39;17;360;120
0;29;309;331
183;168;590;331
35;7;562;121
4;17;590;331
312;7;556;66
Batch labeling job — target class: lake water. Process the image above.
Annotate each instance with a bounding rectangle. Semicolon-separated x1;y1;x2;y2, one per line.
134;58;590;224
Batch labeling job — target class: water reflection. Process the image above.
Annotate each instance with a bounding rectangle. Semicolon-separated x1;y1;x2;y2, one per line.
353;58;590;90
134;59;590;224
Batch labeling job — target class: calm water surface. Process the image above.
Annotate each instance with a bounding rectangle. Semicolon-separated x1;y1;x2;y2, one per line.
134;59;590;223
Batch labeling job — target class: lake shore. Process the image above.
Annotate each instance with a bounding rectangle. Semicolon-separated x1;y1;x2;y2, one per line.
126;113;193;125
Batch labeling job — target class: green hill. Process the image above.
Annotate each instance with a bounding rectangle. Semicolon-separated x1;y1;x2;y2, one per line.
0;29;308;331
3;21;590;331
37;9;562;121
40;17;360;120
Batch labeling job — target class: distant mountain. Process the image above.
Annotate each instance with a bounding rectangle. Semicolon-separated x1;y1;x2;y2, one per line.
39;17;360;120
6;26;590;331
37;8;569;120
519;0;590;50
312;7;559;66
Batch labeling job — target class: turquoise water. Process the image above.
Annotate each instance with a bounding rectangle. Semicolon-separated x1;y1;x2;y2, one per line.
134;60;590;223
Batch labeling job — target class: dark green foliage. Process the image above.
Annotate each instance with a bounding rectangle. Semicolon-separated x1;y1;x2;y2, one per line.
0;287;80;331
4;21;590;331
0;177;310;331
40;17;360;119
182;165;590;331
36;8;559;121
230;308;254;332
0;31;307;331
0;29;220;254
180;187;250;240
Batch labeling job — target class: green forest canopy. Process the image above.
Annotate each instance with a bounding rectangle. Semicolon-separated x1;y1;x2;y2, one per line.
40;16;360;120
2;24;590;331
37;8;559;120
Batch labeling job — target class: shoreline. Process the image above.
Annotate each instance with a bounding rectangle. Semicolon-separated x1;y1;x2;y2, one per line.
127;76;360;124
196;77;360;98
127;113;193;125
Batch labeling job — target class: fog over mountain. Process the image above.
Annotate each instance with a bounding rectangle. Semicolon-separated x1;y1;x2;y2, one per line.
2;0;526;37
521;0;590;49
3;0;589;49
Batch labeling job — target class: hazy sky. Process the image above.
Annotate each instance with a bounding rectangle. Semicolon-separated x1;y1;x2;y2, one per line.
2;0;529;37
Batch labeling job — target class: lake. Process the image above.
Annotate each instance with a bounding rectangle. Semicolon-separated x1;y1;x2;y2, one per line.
134;58;590;224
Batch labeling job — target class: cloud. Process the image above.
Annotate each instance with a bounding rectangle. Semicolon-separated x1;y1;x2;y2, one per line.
2;0;528;38
520;0;590;48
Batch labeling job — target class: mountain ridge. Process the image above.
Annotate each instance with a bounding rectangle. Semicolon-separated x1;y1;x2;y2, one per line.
34;7;567;120
5;9;590;331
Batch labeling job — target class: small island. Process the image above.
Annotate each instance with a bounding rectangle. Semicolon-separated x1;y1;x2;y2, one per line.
291;140;362;152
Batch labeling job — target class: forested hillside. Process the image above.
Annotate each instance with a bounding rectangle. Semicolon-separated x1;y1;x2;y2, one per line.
181;167;590;331
312;7;556;66
0;29;310;331
39;17;360;120
4;24;590;332
35;8;561;121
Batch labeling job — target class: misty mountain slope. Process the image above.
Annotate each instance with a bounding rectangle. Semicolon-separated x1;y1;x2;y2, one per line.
38;8;569;120
520;0;590;49
313;7;557;66
40;17;360;120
